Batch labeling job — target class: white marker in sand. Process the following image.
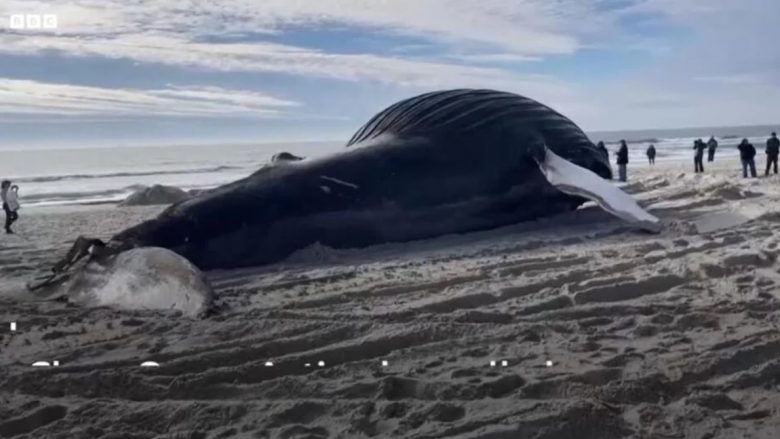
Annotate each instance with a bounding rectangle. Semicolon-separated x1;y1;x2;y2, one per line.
140;361;160;367
381;360;388;367
264;361;274;367
32;361;50;367
53;361;59;366
545;360;553;367
305;363;312;367
501;360;508;366
317;360;325;367
489;360;496;367
10;322;16;332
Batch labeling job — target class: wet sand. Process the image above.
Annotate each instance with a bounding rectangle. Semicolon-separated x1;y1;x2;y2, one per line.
3;158;780;438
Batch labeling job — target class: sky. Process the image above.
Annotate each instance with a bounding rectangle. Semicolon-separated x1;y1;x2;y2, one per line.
0;0;778;149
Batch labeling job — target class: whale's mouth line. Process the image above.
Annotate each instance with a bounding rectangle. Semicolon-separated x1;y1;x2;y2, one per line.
538;146;661;233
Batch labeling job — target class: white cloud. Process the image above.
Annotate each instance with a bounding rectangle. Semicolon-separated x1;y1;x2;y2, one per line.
0;0;628;89
694;74;767;85
0;0;133;35
566;0;780;130
0;1;690;95
0;0;669;55
445;53;543;64
0;78;299;117
620;0;743;18
0;33;544;89
0;0;778;131
0;0;619;115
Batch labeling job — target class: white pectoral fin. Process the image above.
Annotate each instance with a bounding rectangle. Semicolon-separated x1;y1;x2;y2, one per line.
539;147;662;233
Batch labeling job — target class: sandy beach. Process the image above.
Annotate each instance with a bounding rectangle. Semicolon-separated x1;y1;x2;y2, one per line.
3;156;780;438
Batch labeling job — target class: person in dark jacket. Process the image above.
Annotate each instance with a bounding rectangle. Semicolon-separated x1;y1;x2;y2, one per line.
646;144;656;165
1;180;15;234
693;139;706;173
616;140;629;182
707;136;718;162
766;132;779;176
738;138;757;178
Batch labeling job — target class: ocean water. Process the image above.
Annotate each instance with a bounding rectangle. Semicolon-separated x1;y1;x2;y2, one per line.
0;141;341;208
0;125;776;208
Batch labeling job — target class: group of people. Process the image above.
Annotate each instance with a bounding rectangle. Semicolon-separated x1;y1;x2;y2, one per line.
719;132;779;178
1;180;20;234
690;136;720;173
606;132;780;182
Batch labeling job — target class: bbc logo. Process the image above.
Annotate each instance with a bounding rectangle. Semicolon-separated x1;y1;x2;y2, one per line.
9;14;58;30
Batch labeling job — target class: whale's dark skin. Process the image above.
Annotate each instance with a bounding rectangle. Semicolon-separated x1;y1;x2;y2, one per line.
46;89;612;275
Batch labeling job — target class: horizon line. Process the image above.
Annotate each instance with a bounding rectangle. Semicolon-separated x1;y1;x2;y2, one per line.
0;122;778;152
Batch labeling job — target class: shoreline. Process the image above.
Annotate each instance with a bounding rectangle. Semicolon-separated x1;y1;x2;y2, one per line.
12;151;766;212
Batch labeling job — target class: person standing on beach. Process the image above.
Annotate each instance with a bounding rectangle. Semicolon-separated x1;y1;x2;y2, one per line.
5;185;20;232
693;139;706;173
646;144;656;165
616;140;629;182
738;138;757;178
707;136;718;162
766;132;780;176
1;180;17;234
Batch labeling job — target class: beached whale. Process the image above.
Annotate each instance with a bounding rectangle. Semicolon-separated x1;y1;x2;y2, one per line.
30;89;659;312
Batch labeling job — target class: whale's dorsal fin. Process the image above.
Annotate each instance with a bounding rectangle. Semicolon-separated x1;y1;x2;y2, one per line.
538;147;661;233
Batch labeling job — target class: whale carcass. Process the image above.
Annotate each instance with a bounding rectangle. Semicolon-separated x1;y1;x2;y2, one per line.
30;89;660;314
